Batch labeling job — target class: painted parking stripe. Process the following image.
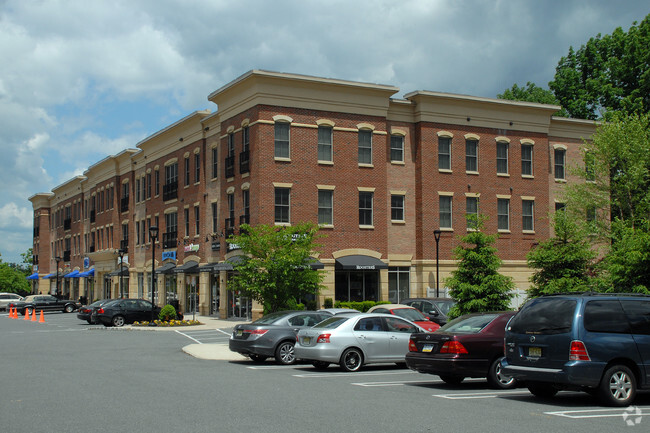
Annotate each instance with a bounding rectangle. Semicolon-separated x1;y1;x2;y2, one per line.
434;390;531;399
353;380;441;387
175;329;203;343
545;408;648;419
293;370;418;378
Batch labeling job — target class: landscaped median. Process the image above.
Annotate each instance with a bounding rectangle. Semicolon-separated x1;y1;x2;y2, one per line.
132;319;202;327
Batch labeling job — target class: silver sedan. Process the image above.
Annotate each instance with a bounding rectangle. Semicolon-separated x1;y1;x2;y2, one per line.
295;313;424;372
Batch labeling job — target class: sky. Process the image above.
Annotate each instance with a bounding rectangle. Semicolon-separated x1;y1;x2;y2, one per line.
0;0;648;265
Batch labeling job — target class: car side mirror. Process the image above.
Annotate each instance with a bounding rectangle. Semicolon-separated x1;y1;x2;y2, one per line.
428;310;439;316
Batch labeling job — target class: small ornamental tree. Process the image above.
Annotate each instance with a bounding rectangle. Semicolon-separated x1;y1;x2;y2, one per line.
227;222;325;314
446;217;514;319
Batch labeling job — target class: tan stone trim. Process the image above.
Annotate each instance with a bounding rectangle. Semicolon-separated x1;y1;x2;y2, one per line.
164;207;178;214
521;196;536;201
496;194;512;199
273;182;293;188
273;115;293;123
437;130;453;138
553;143;568;150
356;122;375;131
391;128;407;136
357;186;376;192
437;191;454;196
316;119;335;127
226;186;235;194
390;190;406;195
464;133;480;140
520;138;535;145
317;184;335;190
241;182;250;190
495;136;510;143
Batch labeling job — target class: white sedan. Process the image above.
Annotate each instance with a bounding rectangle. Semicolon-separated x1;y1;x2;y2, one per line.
295;312;424;372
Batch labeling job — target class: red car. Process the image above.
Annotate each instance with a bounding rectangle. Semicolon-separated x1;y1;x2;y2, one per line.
367;304;440;332
405;311;517;389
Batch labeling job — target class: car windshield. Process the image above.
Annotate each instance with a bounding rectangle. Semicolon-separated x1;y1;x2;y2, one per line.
432;300;456;315
102;300;122;308
508;298;576;334
89;299;107;307
392;308;425;322
313;316;351;329
253;311;292;325
438;313;499;333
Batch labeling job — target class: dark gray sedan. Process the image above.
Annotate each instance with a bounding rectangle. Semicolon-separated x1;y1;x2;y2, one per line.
229;310;332;365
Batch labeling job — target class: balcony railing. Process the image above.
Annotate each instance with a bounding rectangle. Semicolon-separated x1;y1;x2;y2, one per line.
120;196;129;213
162;181;178;201
90;210;96;223
120;239;129;252
63;251;71;262
239;150;250;174
225;156;235;178
63;218;71;231
162;231;177;249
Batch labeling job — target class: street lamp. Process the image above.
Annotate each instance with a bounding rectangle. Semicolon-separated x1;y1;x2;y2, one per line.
149;226;159;326
433;229;442;298
117;249;125;298
55;256;62;297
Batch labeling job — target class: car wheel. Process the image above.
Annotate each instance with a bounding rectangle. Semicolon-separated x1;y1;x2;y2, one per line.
111;315;126;327
598;365;636;407
64;304;75;313
249;354;268;363
487;357;517;389
527;381;558;399
312;361;330;370
274;341;296;365
439;375;464;385
340;348;363;372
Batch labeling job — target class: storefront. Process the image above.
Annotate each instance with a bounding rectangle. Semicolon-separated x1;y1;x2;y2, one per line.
334;255;388;302
174;261;199;314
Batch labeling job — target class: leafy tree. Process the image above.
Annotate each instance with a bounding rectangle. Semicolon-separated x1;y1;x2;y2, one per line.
0;262;30;294
526;211;598;297
498;82;568;117
227;222;325;313
601;220;650;294
446;217;514;319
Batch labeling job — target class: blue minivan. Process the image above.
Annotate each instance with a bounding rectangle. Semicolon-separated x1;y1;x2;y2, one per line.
501;293;650;406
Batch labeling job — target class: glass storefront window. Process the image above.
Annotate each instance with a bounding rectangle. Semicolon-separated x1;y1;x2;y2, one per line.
388;267;410;303
335;271;379;302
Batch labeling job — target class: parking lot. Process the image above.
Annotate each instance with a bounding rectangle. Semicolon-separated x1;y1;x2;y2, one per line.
2;311;649;433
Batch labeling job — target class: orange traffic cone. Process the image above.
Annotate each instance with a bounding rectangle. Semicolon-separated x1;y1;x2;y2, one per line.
8;306;14;318
24;308;30;320
39;310;45;323
12;307;18;319
31;309;37;321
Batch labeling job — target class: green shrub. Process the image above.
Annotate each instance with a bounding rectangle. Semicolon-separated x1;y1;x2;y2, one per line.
159;304;177;321
333;300;389;312
323;298;333;309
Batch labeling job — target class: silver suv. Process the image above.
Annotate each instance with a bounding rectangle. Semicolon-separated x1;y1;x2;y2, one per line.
0;292;24;311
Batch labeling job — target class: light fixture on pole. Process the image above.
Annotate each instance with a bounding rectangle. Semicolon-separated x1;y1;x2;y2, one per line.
148;226;159;326
118;249;125;298
55;256;62;297
433;229;442;298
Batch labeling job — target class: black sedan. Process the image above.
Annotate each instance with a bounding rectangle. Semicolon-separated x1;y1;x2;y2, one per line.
92;299;161;327
12;295;80;315
229;310;332;365
405;311;517;389
76;299;113;324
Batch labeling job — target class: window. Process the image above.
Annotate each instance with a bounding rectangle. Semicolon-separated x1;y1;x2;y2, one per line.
184;208;190;237
497;142;509;174
555;202;566;212
522;199;534;231
318;126;332;162
136;179;141;202
586;206;596;223
388;267;410;303
146;173;151;199
358;130;372;164
465;139;478;172
438;136;451;170
195;206;200;236
211;147;218;179
390;135;404;162
228;133;235;158
521;144;533;176
155;170;160;196
274;188;290;223
359;191;373;226
554;148;565;179
498;198;510;231
184;156;190;186
391;194;404;221
275;122;290;158
136;221;141;245
439;196;452;228
164;212;178;248
585;151;595;181
212;202;218;232
194;153;200;183
466;196;479;229
318;190;333;225
242;126;249;152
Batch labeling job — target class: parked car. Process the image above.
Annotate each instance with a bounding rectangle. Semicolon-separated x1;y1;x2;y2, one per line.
318;308;361;315
76;299;112;324
367;304;440;332
501;293;650;406
295;313;425;372
0;293;24;311
401;298;456;326
11;295;80;315
92;299;161;327
229;310;333;365
405;311;517;388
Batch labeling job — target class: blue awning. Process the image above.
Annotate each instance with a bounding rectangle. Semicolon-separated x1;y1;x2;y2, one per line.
26;273;39;280
79;269;95;277
64;270;80;278
42;273;56;279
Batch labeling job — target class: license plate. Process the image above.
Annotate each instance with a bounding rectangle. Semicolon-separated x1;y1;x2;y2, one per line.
236;330;243;337
303;337;311;345
422;344;434;353
529;346;542;357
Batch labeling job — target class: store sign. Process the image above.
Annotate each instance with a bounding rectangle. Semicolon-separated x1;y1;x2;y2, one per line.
356;265;376;270
162;251;177;261
227;242;241;252
84;257;90;269
184;244;199;253
211;242;220;251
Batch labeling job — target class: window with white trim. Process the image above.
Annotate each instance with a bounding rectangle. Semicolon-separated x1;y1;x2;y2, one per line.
275;122;290;158
522;200;534;231
466;196;479;229
318;125;332;162
497;142;509;174
274;187;290;223
466;139;478;172
521;144;533;176
358;130;372;164
439;196;452;229
391;194;405;221
497;198;510;231
318;190;333;225
390;135;404;162
554;148;566;180
359;191;373;225
438;136;451;170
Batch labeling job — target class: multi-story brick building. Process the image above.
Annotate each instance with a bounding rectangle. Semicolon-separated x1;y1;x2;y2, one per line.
28;70;596;319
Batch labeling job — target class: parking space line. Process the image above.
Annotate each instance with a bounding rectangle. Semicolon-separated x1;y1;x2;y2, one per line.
175;329;202;343
544;407;648;419
433;390;531;399
293;370;417;378
353;380;440;387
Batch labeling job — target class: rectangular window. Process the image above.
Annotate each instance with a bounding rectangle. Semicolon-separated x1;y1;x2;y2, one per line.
439;196;452;229
318;126;333;162
359;191;373;226
465;139;478;172
146;174;151;199
497;142;509;174
388;267;410;303
498;198;510;231
165;163;178;185
136;179;141;202
242;190;250;224
274;122;290;158
318;190;333;225
136;221;141;245
438;136;451;170
184;156;190;186
274;188;290;223
194;153;200;183
358;130;372;164
585;151;595;181
194;206;200;236
211;147;218;179
242;126;249;152
521;144;533;176
555;202;566;212
390;135;404;162
391;194;405;221
184;208;190;237
228;133;235;158
554;148;566;179
212;202;218;232
522;200;534;231
466;196;479;229
155;170;160;196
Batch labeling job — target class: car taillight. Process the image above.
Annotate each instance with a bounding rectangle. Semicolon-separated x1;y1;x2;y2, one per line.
316;334;331;343
97;308;104;314
244;329;268;335
409;338;418;352
440;341;468;354
569;340;590;361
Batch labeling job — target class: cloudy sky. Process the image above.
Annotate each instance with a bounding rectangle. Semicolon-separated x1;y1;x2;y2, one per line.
0;0;648;264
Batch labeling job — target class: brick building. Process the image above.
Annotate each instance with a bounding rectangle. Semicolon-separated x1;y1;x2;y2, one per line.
28;70;596;319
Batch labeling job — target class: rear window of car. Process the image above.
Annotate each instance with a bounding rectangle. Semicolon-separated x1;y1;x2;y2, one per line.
392;308;425;322
253;311;291;325
439;313;499;334
509;298;576;334
584;300;630;333
621;300;650;335
313;316;350;329
432;300;455;315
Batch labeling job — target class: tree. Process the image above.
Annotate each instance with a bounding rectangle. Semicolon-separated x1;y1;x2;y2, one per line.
603;220;650;293
0;262;30;294
446;217;514;319
526;211;598;297
498;82;568;117
226;222;325;313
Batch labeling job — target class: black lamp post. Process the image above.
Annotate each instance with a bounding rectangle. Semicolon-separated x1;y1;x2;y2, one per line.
433;230;442;298
149;226;159;326
118;249;125;298
55;256;62;297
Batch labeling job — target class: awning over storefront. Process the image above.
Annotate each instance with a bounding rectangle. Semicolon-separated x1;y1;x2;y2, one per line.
64;270;80;278
107;265;129;277
307;257;324;270
42;273;56;279
79;269;95;277
199;256;245;272
173;260;199;274
335;255;388;270
26;273;39;280
155;262;176;274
